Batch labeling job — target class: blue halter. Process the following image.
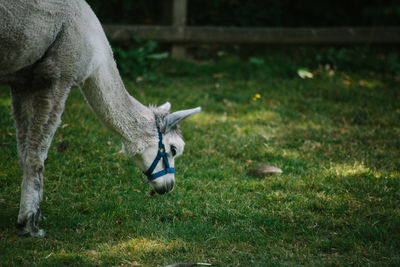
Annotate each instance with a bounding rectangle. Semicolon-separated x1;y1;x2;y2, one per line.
143;131;175;182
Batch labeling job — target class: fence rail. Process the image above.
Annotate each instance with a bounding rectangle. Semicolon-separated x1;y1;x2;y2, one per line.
103;25;400;44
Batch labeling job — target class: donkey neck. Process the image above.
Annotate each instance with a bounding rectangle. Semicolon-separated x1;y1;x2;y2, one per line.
80;58;156;154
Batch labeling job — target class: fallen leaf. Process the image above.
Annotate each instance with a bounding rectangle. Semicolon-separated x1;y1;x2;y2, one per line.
223;98;233;107
297;69;313;79
301;140;321;151
88;250;97;255
212;73;224;79
247;165;283;178
359;80;367;86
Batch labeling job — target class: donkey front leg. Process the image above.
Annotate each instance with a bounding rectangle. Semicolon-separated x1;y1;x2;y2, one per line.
12;85;69;237
10;88;41;236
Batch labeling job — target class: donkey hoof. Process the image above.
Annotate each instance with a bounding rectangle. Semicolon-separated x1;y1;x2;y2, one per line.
33;229;46;237
17;226;46;237
16;213;46;237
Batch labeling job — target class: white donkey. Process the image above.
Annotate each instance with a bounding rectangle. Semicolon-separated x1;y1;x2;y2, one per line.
0;0;201;237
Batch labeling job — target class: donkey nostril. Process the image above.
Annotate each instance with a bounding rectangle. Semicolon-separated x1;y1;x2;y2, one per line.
155;187;167;195
154;180;175;195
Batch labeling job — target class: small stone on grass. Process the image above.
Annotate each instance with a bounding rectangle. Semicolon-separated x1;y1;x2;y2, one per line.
247;164;282;178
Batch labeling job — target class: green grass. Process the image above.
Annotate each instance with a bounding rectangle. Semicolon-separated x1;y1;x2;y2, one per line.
1;50;400;266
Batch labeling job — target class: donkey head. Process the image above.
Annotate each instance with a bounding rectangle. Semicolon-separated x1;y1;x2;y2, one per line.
132;102;201;195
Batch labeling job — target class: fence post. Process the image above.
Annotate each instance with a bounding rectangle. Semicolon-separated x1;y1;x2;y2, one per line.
171;0;187;59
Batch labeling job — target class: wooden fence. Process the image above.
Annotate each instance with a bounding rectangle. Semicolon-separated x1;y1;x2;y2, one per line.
102;0;400;58
103;25;400;45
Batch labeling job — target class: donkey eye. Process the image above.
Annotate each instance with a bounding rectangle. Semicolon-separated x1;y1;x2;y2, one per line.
171;145;177;156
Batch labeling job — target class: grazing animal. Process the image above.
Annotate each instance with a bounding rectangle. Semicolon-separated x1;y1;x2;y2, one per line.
0;0;201;237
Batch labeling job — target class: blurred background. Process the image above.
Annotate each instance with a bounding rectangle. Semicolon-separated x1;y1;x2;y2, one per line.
83;0;400;81
87;0;399;27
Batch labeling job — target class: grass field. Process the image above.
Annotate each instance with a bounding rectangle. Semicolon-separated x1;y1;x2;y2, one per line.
0;48;399;266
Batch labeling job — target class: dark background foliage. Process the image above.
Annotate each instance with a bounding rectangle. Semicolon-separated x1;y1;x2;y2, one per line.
86;0;399;27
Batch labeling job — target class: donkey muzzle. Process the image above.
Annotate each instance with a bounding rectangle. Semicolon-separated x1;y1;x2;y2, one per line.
152;177;175;195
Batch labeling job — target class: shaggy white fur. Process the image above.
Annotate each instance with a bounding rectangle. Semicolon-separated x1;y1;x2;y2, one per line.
0;0;200;237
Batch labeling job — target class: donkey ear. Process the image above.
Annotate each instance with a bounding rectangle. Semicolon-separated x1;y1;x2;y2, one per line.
165;107;201;132
158;102;171;112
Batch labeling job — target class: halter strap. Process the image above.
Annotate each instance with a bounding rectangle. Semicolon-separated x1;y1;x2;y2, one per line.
143;131;175;181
